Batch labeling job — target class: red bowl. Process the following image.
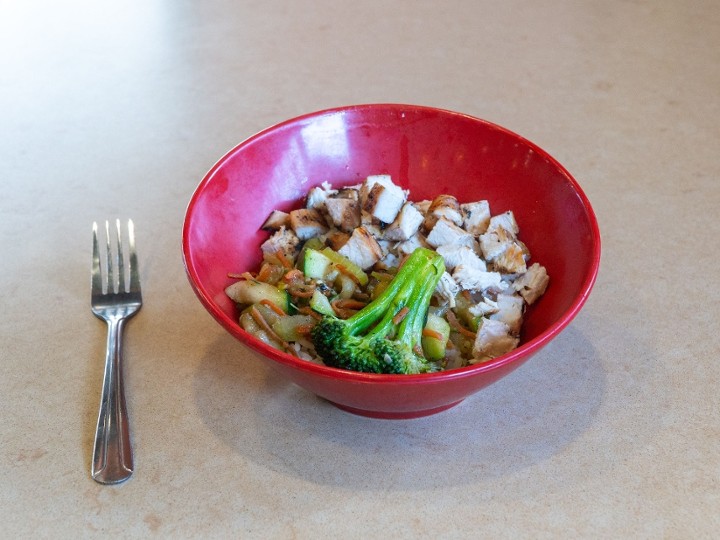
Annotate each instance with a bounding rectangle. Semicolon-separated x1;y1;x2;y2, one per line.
182;104;601;419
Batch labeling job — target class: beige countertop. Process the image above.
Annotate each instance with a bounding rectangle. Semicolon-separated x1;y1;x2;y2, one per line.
2;0;718;537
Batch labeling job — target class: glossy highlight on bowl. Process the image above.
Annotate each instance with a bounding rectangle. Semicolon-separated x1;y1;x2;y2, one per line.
182;104;601;419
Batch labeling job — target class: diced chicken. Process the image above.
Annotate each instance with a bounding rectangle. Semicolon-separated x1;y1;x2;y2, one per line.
435;244;486;272
469;297;500;317
513;263;549;305
395;233;429;257
493;242;527;274
325;230;350;251
384;202;424;241
260;210;290;231
338;226;384;269
360;219;385;239
427;218;475;248
376;251;400;270
489;294;525;335
260;226;300;256
306;181;338;210
336;187;359;200
478;226;514;260
434;271;460;307
289;208;329;241
415;199;432;215
471;318;519;363
360;209;374;225
452;264;503;292
423;194;464;229
488;211;519;236
324;197;361;232
461;200;491;235
360;175;406;224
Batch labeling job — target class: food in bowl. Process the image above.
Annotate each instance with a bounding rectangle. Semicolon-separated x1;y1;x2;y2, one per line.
182;103;600;418
225;174;549;374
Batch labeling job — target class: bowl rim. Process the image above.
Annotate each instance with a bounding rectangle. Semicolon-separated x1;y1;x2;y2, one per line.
182;103;601;385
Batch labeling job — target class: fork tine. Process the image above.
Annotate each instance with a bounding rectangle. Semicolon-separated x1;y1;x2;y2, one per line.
92;222;102;293
116;219;126;293
104;221;113;294
127;219;141;294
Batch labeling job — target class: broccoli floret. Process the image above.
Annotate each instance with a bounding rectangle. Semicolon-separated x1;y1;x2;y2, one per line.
311;247;445;374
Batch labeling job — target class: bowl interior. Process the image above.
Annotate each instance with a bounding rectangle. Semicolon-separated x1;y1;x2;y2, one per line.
183;104;600;376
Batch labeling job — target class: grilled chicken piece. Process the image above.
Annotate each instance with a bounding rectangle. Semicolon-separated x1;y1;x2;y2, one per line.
289;208;329;240
513;263;549;305
426;218;475;248
488;211;519;236
493;242;527;274
434;271;461;307
451;264;503;292
384;202;424;241
415;199;432;215
325;230;350;251
461;200;491;235
489;294;525;334
260;226;300;256
261;210;290;231
395;233;429;257
469;297;500;317
478;226;514;260
423;195;464;230
336;187;360;200
376;251;400;270
472;318;519;362
325;197;361;232
360;175;406;224
435;244;486;272
338;226;384;269
306;181;338;211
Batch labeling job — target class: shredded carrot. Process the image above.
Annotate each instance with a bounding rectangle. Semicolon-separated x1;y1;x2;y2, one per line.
446;310;477;339
275;250;293;269
333;299;367;310
287;284;315;298
422;328;444;340
335;264;361;285
250;306;290;351
256;263;274;282
283;268;304;283
331;299;360;319
392;306;410;325
228;271;255;280
259;299;287;316
296;323;315;335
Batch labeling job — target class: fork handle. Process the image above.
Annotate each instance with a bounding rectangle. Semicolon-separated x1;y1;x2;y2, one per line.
92;318;133;484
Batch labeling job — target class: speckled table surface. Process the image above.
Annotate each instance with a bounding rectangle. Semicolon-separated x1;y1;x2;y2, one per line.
2;1;718;537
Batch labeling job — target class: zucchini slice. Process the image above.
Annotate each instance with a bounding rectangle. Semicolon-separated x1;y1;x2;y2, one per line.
422;313;451;360
302;248;333;280
226;279;290;312
309;289;335;316
320;247;368;285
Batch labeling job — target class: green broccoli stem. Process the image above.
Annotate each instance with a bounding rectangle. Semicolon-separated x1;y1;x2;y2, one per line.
365;260;433;340
395;255;445;350
343;248;436;336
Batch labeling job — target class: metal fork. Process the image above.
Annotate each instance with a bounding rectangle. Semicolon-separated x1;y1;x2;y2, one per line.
90;219;142;484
